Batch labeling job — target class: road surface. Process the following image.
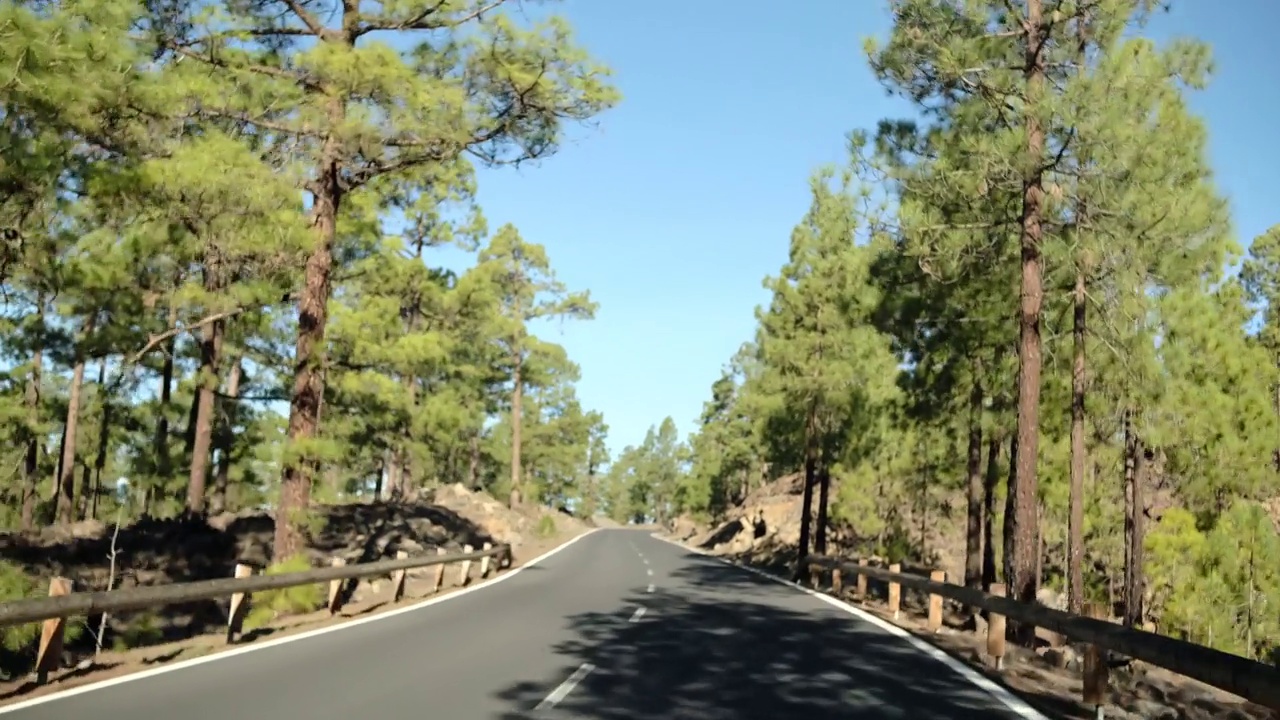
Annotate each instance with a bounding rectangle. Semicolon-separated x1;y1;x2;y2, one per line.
3;529;1045;719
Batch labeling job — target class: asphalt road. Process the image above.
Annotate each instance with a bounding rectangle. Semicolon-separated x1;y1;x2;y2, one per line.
3;529;1044;719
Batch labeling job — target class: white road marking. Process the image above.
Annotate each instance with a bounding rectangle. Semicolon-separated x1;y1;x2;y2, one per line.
648;533;1050;720
642;557;649;565
646;583;655;593
629;606;646;622
0;529;606;716
646;568;653;577
535;662;596;711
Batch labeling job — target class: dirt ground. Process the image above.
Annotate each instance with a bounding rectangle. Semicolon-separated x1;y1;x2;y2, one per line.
672;534;1273;720
0;485;592;707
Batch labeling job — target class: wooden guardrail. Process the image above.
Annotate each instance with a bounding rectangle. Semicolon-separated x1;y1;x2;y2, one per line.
11;541;511;686
804;554;1280;713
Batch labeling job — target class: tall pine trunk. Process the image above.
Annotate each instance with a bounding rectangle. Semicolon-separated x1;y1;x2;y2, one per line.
187;272;226;515
155;298;179;483
982;434;1001;590
54;316;93;525
814;461;831;556
210;357;242;515
1009;0;1047;641
20;299;43;530
964;364;985;590
468;433;480;490
1123;410;1146;628
276;105;344;561
508;352;524;508
1068;271;1087;615
794;405;818;580
91;360;111;522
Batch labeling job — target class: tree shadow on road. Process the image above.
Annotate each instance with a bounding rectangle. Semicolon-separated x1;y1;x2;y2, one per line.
494;548;1079;719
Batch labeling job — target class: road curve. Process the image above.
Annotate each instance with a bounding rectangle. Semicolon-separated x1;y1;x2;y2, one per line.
3;529;1045;719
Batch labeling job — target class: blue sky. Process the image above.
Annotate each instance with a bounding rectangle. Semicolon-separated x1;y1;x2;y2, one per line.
460;0;1280;458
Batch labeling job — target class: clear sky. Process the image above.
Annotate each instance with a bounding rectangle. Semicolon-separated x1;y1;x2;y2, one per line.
462;0;1280;458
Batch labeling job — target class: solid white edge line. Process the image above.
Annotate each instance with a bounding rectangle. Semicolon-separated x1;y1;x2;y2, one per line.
0;527;606;716
648;533;1049;720
629;607;646;623
534;662;596;711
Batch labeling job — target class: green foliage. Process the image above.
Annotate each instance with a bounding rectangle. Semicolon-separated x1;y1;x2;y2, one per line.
244;557;325;631
592;2;1280;667
0;562;41;652
0;0;615;537
536;515;557;539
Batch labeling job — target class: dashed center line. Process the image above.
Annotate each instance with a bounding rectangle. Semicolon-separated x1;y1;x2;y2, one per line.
629;607;647;622
646;583;655;593
535;663;596;711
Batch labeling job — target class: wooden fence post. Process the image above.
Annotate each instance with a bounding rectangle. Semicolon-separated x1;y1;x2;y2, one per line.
391;550;408;603
1083;601;1110;718
327;557;346;615
432;547;446;592
480;542;492;579
888;563;901;620
226;563;253;644
34;577;71;685
832;567;843;596
459;544;473;587
856;558;867;600
988;582;1007;670
928;570;945;633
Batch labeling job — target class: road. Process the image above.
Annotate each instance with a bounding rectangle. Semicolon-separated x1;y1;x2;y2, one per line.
3;529;1047;719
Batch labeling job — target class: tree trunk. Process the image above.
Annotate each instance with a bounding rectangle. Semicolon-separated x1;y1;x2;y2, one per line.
20;300;43;530
1123;410;1146;628
1068;9;1091;619
54;316;93;525
965;366;985;590
982;434;1001;590
508;352;524;508
91;360;111;522
814;461;831;556
187;295;225;515
210;358;242;515
156;298;179;481
386;449;404;501
468;433;481;490
1009;0;1047;641
275;114;344;562
1068;271;1087;615
77;462;92;521
794;406;818;580
54;381;82;523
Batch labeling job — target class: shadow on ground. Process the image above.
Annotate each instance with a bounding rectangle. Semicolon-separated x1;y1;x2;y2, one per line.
493;547;1070;720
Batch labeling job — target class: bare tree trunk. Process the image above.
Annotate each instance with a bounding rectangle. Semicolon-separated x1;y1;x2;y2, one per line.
276;108;345;562
814;461;831;556
91;360;111;522
186;302;225;515
1068;271;1087;615
1067;9;1091;619
982;435;1001;590
20;299;44;530
210;358;242;515
54;316;93;525
1123;410;1146;628
156;299;179;482
794;405;818;580
468;433;480;490
508;352;524;508
1009;0;1047;643
965;366;985;590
